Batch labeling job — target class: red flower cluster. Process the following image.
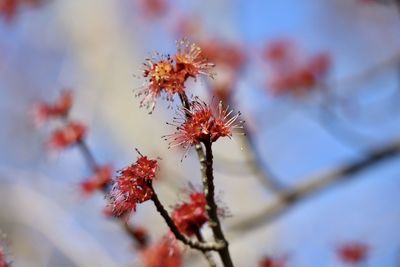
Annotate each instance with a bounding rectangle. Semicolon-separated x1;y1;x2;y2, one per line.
337;242;369;265
0;245;9;267
138;0;168;19
172;192;208;236
80;165;113;195
48;121;86;151
0;0;41;22
200;39;247;102
259;256;286;267
109;155;158;217
263;39;331;96
137;40;214;112
201;40;246;73
33;90;73;126
165;99;243;151
141;236;182;267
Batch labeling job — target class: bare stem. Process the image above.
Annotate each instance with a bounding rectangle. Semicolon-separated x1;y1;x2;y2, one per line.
77;140;98;171
203;140;234;267
149;182;224;252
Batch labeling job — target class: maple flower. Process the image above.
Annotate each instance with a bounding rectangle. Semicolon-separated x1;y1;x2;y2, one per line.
141;236;182;267
263;39;297;64
200;39;245;72
33;90;73;125
263;39;331;96
175;39;215;80
136;40;214;112
337;242;369;265
139;0;168;19
137;55;185;112
48;121;86;151
0;243;10;267
0;0;42;22
259;256;286;267
172;192;208;236
108;154;158;217
80;164;113;195
164;98;244;151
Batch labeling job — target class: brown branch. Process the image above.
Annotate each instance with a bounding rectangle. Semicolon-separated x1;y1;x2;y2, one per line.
149;182;224;252
203;140;234;267
230;139;400;233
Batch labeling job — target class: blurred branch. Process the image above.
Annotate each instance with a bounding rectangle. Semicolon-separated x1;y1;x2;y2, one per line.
230;138;400;233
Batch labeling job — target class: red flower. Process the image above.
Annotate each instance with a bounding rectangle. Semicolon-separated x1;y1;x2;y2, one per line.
172;192;208;236
259;256;286;267
164;98;243;150
0;0;17;21
337;242;369;264
136;40;214;112
48;121;86;151
139;0;168;19
141;237;182;267
0;0;42;22
33;90;73;125
108;155;158;217
263;39;331;96
175;39;215;80
200;39;245;73
80;164;113;195
0;245;10;267
263;39;296;64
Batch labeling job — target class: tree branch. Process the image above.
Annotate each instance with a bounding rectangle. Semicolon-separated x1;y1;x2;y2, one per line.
230;139;400;233
203;140;234;267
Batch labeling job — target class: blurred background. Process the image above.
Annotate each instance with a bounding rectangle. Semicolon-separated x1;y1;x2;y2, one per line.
1;0;400;266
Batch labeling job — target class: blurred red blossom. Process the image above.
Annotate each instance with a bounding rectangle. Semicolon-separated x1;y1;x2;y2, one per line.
164;98;243;151
0;244;10;267
337;242;369;265
175;39;215;80
48;121;86;151
172;192;208;236
200;39;247;102
138;0;168;19
263;39;331;96
136;40;214;112
259;256;286;267
201;39;246;72
0;0;42;22
108;155;158;217
80;164;113;195
33;90;73;126
126;226;149;248
141;236;182;267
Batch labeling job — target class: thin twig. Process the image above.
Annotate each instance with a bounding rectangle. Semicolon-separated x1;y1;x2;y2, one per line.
149;182;224;252
203;140;234;267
